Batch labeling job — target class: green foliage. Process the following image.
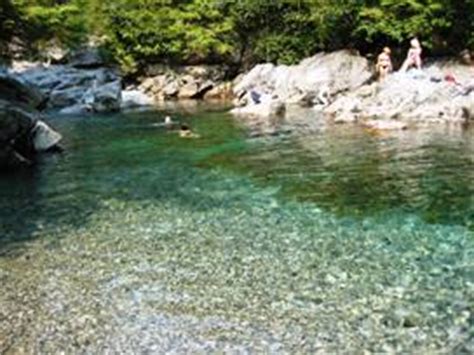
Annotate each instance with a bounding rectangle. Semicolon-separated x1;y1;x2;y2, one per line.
102;0;236;72
355;0;452;49
12;0;88;47
2;0;473;69
1;1;23;57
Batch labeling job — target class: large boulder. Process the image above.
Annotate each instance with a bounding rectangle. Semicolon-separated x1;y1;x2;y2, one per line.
0;99;61;170
233;50;371;107
85;80;122;112
0;72;45;109
11;65;122;113
0;99;37;145
0;74;62;170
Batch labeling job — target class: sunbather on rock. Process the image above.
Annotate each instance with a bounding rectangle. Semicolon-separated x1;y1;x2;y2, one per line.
375;47;393;81
400;38;423;72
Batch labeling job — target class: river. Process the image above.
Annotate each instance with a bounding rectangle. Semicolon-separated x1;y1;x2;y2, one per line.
1;105;473;353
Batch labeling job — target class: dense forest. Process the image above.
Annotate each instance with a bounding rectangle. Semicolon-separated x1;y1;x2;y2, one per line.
1;0;473;73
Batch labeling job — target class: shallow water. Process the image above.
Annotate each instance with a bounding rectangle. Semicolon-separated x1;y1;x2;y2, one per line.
0;106;473;353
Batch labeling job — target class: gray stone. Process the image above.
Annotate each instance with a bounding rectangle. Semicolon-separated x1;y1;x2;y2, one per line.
0;96;38;169
11;64;122;113
68;47;105;69
233;50;371;107
32;120;62;151
49;87;86;109
121;89;154;109
88;80;122;112
0;73;45;109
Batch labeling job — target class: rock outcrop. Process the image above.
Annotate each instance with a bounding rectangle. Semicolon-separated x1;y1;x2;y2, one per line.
138;65;231;102
325;65;474;124
233;50;371;108
0;73;62;170
9;46;122;114
231;50;474;129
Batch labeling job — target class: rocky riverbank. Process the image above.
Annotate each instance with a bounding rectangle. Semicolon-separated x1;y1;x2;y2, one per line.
8;58;235;114
6;47;473;132
136;65;234;102
231;50;474;130
9;48;123;115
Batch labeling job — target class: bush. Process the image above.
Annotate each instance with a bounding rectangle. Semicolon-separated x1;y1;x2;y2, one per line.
4;0;473;68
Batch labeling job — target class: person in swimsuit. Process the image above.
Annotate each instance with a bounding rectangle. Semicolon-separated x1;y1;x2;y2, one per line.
400;37;423;72
375;47;393;81
179;123;200;138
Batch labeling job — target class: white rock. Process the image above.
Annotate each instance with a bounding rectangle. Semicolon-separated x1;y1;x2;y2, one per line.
233;50;371;107
33;121;62;151
121;89;154;108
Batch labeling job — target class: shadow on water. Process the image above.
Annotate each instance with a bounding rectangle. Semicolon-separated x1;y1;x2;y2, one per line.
0;105;246;256
1;105;473;256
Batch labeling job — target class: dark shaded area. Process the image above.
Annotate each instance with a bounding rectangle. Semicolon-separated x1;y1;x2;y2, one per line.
0;107;246;256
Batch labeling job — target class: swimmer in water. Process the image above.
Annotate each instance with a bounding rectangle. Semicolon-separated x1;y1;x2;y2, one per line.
179;123;200;138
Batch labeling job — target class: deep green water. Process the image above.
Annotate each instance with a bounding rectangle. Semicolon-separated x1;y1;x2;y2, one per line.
0;106;473;352
2;106;473;242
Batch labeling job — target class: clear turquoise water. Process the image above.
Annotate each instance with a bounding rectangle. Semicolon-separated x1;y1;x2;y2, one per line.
0;106;473;352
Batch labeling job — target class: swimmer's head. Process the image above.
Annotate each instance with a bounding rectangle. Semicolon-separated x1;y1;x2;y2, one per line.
164;116;172;124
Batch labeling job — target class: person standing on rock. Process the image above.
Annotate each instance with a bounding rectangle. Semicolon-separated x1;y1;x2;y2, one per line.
400;38;423;72
375;47;393;81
